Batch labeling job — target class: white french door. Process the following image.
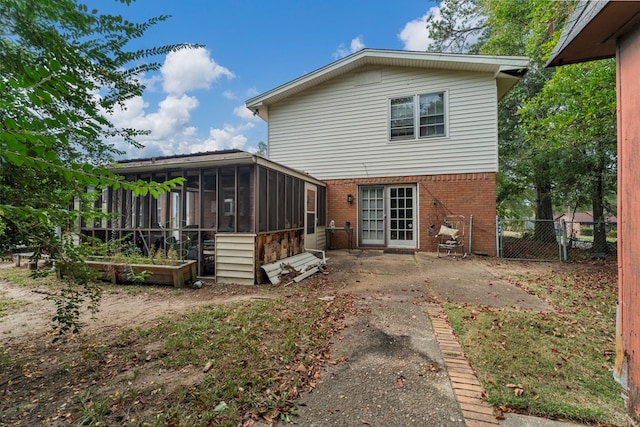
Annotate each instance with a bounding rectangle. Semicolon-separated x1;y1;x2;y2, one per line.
387;185;416;248
359;185;417;248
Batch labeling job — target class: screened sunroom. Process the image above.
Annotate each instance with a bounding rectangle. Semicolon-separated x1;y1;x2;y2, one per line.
80;150;327;284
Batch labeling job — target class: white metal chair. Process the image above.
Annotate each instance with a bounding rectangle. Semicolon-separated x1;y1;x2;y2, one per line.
435;215;466;258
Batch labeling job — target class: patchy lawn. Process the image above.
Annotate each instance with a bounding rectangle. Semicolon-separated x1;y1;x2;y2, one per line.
1;256;627;426
0;267;352;426
445;260;625;425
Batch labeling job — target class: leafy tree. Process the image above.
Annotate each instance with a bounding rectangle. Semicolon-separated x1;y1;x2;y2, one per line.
480;0;576;241
426;1;559;235
426;0;616;251
256;141;268;157
425;0;485;53
0;0;190;336
522;60;617;252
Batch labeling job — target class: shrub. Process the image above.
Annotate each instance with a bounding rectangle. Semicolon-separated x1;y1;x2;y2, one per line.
581;226;593;236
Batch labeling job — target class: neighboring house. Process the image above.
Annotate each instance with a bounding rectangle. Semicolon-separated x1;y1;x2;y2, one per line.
548;1;640;424
555;211;617;237
79;150;326;284
246;49;528;255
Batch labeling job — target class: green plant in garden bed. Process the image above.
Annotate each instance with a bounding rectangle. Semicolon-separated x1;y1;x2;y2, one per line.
444;263;625;425
88;234;185;265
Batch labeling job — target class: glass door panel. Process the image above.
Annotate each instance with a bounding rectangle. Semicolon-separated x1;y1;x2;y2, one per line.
360;187;385;245
305;183;317;249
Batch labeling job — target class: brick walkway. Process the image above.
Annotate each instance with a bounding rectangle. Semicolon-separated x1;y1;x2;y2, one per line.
426;303;500;427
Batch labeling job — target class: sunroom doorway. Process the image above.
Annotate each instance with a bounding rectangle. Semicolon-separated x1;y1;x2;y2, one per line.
305;183;318;250
359;184;417;248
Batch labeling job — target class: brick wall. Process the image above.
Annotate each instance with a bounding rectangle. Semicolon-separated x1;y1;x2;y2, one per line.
324;172;497;256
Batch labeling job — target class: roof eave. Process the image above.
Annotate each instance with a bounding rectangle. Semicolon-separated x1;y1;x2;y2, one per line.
547;0;640;67
112;151;256;174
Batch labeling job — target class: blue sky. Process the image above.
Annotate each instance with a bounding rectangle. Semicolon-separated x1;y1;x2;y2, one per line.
87;0;442;159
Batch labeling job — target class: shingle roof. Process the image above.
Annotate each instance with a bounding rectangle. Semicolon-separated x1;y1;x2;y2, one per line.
547;0;640;67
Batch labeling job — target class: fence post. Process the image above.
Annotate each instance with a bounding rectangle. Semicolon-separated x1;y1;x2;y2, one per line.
496;216;501;258
561;219;568;261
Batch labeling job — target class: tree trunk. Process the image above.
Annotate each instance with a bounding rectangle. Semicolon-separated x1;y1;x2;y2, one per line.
591;169;608;254
534;179;556;242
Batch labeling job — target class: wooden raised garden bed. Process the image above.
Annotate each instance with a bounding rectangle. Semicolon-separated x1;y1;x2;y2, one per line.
59;258;197;288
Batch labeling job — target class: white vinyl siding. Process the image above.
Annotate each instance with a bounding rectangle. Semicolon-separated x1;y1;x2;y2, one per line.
215;234;256;285
316;225;326;250
267;66;499;181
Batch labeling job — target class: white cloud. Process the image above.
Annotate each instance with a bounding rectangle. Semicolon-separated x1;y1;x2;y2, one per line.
234;105;258;121
350;36;365;53
222;90;237;100
102;48;263;159
398;9;437;51
185;123;256;153
161;47;235;95
107;94;202;157
151;95;200;138
245;87;259;97
110;94;199;141
333;36;366;59
135;72;162;92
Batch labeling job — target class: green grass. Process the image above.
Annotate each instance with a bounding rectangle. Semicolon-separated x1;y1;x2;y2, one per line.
76;298;342;427
0;266;57;287
444;263;625;425
0;269;39;317
0;290;21;317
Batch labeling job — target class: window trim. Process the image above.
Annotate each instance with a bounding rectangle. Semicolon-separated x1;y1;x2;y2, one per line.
388;91;448;142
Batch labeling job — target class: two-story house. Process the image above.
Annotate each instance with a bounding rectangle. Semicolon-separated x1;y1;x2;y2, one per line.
246;49;528;255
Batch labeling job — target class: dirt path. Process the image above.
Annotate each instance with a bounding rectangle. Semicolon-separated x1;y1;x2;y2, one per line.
0;269;269;343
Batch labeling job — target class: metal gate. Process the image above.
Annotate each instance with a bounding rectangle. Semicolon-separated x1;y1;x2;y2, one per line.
497;218;565;261
497;218;617;262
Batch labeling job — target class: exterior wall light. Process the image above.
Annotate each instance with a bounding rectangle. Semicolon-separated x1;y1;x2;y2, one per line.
347;194;354;204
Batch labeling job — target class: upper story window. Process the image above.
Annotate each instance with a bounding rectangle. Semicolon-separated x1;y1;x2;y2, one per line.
390;92;446;141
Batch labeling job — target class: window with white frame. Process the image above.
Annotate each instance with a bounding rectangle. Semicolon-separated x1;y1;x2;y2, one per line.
390;92;446;141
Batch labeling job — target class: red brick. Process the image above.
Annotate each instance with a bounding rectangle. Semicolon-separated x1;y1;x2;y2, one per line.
462;409;500;424
459;402;495;416
456;394;485;405
465;419;500;427
448;373;482;385
451;382;485;393
454;387;484;399
324;173;497;255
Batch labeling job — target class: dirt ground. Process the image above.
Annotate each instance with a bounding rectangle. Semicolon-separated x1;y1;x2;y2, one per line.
0;251;586;426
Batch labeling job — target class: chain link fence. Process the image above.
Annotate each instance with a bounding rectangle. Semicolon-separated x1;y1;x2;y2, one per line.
497;218;617;262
